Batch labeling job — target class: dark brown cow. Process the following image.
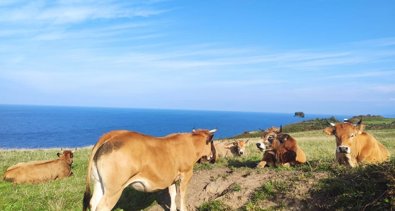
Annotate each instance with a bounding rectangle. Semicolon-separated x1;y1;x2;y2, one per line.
256;127;306;167
274;133;307;166
324;120;390;167
83;129;217;211
3;150;74;184
256;127;281;168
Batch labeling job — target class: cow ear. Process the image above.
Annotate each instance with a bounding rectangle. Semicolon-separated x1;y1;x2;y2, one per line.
57;152;61;157
233;141;238;146
323;127;334;135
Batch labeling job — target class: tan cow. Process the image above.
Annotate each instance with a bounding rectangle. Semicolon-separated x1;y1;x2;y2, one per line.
214;139;249;160
3;150;74;184
324;120;390;167
82;129;217;211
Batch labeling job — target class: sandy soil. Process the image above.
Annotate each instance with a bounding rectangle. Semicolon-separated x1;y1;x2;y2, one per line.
146;166;329;211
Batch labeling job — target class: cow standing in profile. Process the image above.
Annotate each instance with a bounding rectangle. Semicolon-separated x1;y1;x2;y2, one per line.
3;150;74;184
324;119;390;167
82;129;217;211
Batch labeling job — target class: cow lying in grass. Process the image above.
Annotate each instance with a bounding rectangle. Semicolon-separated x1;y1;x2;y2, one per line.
324;119;390;167
214;139;249;160
83;129;217;211
256;127;280;168
3;150;74;184
256;127;306;168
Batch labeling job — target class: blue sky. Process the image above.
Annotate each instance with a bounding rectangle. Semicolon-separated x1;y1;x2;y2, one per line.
0;0;394;115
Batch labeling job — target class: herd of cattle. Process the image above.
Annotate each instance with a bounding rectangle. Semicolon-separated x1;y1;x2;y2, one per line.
2;120;391;211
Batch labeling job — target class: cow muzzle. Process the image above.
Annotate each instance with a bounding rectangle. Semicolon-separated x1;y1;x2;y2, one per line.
337;146;351;154
238;150;244;155
256;142;266;152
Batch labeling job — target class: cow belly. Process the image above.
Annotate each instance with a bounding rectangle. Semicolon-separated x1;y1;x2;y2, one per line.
127;177;170;192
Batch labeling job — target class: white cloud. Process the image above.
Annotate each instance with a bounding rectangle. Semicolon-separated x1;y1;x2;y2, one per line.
325;70;395;79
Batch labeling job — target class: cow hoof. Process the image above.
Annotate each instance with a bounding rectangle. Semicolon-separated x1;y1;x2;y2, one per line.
256;161;267;168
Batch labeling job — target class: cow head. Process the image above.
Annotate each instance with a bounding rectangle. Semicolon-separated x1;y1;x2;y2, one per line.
229;140;249;156
57;150;74;165
324;119;364;167
256;126;282;152
193;129;217;163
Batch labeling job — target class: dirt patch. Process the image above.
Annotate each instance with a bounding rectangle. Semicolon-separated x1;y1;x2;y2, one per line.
146;167;329;211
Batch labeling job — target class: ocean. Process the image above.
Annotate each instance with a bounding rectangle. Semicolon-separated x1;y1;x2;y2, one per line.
0;105;342;149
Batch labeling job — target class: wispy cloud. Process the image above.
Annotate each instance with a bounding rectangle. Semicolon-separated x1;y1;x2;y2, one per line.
371;85;395;93
0;0;394;114
0;1;168;24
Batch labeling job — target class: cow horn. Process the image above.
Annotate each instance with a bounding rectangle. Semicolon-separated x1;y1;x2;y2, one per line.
326;120;335;126
209;129;217;133
355;118;362;126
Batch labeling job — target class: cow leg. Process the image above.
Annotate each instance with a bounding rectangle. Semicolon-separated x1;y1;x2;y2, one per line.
95;188;123;211
179;170;193;211
90;180;104;211
168;183;177;211
257;161;267;168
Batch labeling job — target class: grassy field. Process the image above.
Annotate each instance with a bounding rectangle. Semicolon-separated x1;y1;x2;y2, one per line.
1;128;394;211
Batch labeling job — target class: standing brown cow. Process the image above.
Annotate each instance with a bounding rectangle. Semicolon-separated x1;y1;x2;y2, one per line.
3;150;74;184
324;119;390;167
83;129;217;211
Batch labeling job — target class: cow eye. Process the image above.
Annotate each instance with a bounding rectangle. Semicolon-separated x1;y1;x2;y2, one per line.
268;136;274;142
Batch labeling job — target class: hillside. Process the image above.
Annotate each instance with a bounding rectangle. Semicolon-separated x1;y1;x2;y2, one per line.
232;115;395;139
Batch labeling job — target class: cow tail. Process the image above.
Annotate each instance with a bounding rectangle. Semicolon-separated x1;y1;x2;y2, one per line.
83;141;103;211
82;148;95;211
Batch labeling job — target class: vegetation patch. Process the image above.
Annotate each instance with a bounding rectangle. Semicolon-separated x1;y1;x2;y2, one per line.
310;159;395;210
233;115;395;139
198;200;231;211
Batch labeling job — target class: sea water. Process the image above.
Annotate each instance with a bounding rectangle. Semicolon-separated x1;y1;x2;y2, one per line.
0;105;340;149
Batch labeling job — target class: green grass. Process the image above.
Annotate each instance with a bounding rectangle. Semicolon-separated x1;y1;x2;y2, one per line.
0;148;90;211
310;159;395;210
197;200;231;211
1;128;394;210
